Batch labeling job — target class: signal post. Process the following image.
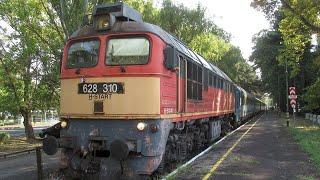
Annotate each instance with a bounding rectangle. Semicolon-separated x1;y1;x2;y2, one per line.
288;86;297;127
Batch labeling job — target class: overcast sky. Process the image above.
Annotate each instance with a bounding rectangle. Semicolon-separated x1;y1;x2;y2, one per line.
168;0;270;60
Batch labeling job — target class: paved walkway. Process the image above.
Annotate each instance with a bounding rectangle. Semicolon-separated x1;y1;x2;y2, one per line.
175;112;320;180
0;127;47;137
0;150;60;180
0;121;58;130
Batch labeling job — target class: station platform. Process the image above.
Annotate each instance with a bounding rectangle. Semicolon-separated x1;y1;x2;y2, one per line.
173;112;320;180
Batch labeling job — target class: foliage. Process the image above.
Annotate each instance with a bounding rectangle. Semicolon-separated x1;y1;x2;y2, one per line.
0;132;10;144
156;0;230;44
0;0;63;139
303;78;320;113
251;0;320;111
219;47;261;94
190;33;231;62
0;136;41;153
288;120;320;171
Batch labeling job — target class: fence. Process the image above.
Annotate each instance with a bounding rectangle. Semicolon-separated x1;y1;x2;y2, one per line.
305;113;320;124
0;147;44;180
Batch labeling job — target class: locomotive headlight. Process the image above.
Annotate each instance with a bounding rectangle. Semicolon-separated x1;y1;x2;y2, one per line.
94;14;115;31
61;120;68;129
96;15;109;29
137;122;147;131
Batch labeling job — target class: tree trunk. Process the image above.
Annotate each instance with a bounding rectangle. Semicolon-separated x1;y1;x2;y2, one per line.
22;111;35;140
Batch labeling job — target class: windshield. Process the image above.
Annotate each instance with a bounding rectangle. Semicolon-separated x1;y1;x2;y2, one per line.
67;40;100;68
106;37;150;65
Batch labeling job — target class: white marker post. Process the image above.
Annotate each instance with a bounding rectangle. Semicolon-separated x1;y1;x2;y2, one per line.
289;86;297;127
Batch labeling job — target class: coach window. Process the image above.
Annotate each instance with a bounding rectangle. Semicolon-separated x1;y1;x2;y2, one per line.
67;40;100;68
106;37;150;65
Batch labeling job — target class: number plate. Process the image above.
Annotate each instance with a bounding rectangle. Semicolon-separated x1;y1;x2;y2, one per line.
78;83;124;94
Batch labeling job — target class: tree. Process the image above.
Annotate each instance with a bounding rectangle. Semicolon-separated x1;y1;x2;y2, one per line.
220;47;261;95
189;33;231;62
0;0;63;139
250;7;320;112
156;0;230;44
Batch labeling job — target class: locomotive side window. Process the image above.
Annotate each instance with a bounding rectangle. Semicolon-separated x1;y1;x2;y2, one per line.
179;56;186;77
203;69;208;90
67;40;100;68
106;37;150;65
187;61;203;100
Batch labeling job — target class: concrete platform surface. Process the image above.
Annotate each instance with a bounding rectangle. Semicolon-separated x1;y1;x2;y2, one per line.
174;112;320;180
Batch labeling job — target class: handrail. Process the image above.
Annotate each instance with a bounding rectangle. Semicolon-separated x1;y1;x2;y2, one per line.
0;146;42;159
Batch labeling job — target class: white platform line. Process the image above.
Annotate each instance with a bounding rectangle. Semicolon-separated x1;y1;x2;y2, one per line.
163;113;264;179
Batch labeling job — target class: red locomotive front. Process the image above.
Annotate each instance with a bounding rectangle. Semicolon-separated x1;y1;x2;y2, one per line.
42;2;237;179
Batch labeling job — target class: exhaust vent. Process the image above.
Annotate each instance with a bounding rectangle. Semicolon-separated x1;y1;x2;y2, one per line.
94;101;104;113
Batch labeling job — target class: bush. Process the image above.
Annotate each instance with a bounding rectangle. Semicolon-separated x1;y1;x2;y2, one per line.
0;132;10;144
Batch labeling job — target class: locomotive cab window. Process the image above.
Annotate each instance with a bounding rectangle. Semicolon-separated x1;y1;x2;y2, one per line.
106;37;150;65
67;40;100;68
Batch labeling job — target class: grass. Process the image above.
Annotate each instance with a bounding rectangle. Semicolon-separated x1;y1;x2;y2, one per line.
283;117;320;171
0;136;41;154
0;132;10;144
296;174;317;180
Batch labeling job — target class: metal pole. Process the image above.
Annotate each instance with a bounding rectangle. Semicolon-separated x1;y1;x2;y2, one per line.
277;70;281;117
293;110;296;127
36;147;43;180
285;60;290;127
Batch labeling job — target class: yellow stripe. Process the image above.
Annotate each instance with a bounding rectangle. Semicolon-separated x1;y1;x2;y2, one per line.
60;110;234;120
202;116;261;180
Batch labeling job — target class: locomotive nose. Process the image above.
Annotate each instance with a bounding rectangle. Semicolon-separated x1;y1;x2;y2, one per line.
110;139;134;161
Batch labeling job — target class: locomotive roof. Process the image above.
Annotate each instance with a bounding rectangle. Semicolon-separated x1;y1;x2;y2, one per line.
72;21;233;83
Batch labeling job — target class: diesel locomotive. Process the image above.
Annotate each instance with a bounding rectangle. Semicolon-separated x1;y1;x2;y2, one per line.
42;2;265;179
